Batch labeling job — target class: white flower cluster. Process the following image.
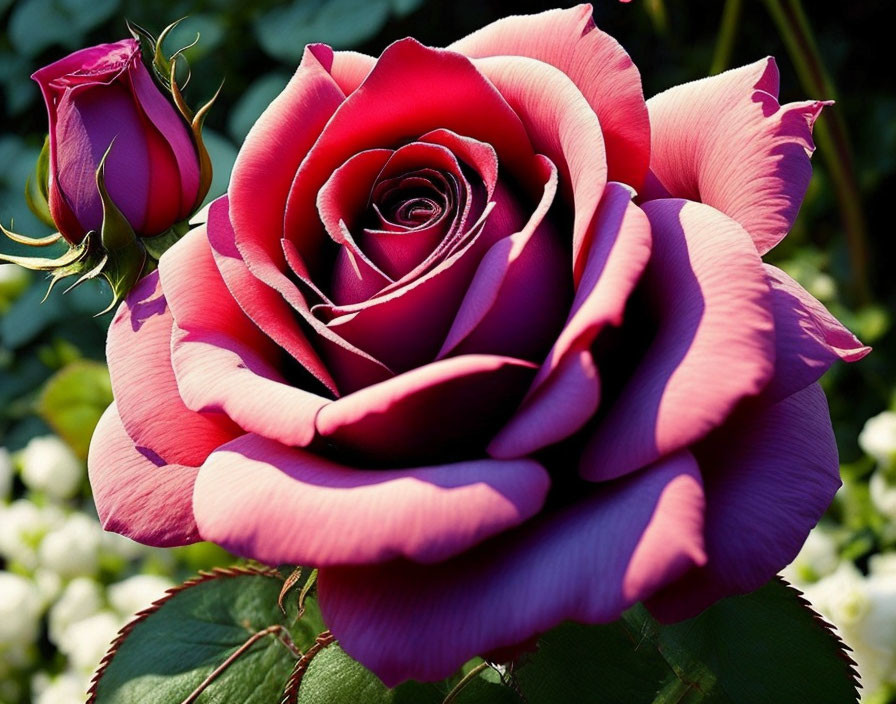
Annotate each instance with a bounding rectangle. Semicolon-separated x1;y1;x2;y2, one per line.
779;408;896;703
0;435;172;704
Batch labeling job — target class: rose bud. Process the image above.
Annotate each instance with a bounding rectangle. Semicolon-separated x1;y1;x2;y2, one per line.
32;38;200;244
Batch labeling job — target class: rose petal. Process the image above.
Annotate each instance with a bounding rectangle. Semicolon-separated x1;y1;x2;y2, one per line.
438;156;567;361
581;199;774;481
489;183;651;458
318;451;705;685
229;43;344;286
207;197;385;395
283;37;539;261
54;84;150;231
763;265;870;401
648;384;841;621
106;271;240;466
645;58;826;254
159;224;330;447
329;50;376;94
473;54;607;279
192;433;550;566
129;58;199;215
312;164;538;376
87;403;201;546
315;354;537;464
450;3;650;189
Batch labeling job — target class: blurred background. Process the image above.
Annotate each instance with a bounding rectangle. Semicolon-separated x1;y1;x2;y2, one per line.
0;0;893;702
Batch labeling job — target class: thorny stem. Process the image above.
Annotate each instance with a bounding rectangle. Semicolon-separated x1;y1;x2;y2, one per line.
762;0;871;304
179;625;289;704
442;661;491;704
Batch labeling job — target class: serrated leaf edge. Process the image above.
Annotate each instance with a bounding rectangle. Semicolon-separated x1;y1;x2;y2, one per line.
86;565;282;703
777;577;863;698
280;630;336;704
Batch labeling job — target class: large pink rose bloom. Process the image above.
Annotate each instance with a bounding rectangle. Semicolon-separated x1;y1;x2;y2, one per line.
88;5;869;685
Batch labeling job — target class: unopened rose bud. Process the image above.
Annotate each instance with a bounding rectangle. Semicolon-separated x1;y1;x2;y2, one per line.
32;38;200;244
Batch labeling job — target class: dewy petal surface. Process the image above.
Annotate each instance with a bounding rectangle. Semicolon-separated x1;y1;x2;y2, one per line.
645;58;825;254
581;199;774;481
450;4;650;189
192;433;550;566
88;403;201;547
317;451;705;686
648;383;841;621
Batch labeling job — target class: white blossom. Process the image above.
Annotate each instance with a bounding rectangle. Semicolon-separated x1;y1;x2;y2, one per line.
0;499;64;569
108;574;173;619
56;610;122;675
20;435;83;500
0;571;42;649
32;670;89;704
802;561;896;697
870;470;896;522
859;411;896;470
38;513;103;578
780;525;840;585
49;577;104;647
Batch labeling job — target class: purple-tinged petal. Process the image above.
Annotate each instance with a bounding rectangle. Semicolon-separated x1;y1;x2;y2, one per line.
648;384;840;621
489;183;651;458
193;433;550;566
318;451;705;685
581;199;774;481
763;265;870;401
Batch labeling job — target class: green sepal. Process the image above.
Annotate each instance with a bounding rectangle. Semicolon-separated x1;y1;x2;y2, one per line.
140;220;190;261
170;59;220;210
0;229;89;270
126;18;218;211
93;143;148;315
24;135;56;229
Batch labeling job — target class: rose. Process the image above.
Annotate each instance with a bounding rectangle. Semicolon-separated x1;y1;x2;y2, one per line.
32;39;200;244
87;4;869;685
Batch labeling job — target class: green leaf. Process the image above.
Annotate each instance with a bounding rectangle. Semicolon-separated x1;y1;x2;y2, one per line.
291;642;444;704
37;360;113;458
254;0;391;62
89;567;327;704
515;579;859;704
